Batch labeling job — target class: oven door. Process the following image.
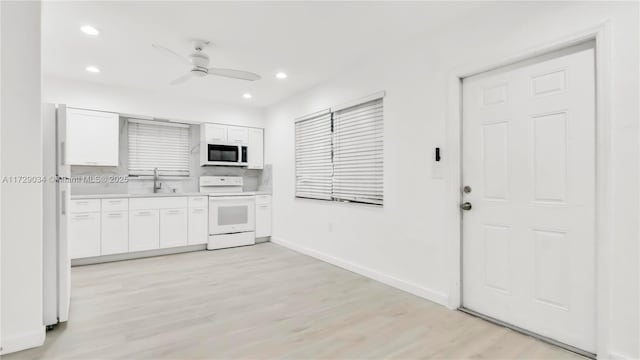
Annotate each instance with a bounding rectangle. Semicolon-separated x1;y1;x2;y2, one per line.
209;196;255;235
207;144;240;164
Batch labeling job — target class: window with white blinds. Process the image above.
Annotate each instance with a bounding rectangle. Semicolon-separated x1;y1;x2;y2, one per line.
294;94;384;206
332;98;383;205
128;119;190;176
295;111;333;200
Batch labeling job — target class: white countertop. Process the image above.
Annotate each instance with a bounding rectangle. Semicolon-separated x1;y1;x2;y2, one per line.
206;191;272;197
71;191;271;200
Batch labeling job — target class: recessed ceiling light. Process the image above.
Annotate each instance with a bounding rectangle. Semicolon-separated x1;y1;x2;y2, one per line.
80;25;100;36
86;66;101;73
276;72;287;79
242;93;252;99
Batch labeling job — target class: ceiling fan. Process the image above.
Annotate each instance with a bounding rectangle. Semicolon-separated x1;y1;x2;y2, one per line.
152;39;261;85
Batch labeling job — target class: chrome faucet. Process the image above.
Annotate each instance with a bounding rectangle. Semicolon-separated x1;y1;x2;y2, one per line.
153;168;162;193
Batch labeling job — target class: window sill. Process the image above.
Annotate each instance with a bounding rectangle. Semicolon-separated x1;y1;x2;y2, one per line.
295;196;383;208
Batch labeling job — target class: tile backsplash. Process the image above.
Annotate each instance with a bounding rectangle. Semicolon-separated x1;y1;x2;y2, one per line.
70;119;271;195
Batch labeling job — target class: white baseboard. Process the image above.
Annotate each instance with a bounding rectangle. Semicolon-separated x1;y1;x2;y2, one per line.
271;236;449;306
0;327;45;355
609;352;636;360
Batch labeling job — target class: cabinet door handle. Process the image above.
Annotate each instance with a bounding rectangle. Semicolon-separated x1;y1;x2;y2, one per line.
73;214;91;219
108;200;121;204
136;211;152;216
107;212;123;217
167;210;183;214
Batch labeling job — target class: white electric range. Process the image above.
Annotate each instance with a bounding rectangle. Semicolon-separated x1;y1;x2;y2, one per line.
199;176;256;250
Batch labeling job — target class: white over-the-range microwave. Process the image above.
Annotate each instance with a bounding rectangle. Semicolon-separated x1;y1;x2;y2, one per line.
200;142;249;166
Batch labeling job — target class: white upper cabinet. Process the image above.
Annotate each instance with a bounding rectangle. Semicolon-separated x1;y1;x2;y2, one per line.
202;124;227;143
247;128;264;169
200;123;263;167
66;108;119;166
227;126;249;144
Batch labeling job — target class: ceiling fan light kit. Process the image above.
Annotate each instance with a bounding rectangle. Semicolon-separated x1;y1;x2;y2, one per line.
152;38;261;85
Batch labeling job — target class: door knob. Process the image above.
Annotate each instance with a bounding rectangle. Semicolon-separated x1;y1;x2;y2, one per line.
460;202;472;211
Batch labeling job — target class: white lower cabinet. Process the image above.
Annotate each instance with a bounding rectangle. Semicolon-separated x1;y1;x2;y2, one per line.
160;208;188;248
101;210;129;255
70;212;101;258
188;207;208;245
70;195;210;261
255;195;272;238
129;209;160;252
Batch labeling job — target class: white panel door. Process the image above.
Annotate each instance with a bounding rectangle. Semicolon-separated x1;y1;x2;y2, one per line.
69;212;101;259
66;108;119;166
462;45;596;352
129;209;160;252
247;128;264;169
204;124;227;143
101;210;129;255
227;126;249;144
187;207;208;245
255;196;271;237
160;208;188;248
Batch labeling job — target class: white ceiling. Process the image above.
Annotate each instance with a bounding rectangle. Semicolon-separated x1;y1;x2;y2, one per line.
42;1;478;107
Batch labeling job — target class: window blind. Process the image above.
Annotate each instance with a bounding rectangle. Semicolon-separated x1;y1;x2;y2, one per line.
128;119;190;176
295;111;333;200
332;98;383;205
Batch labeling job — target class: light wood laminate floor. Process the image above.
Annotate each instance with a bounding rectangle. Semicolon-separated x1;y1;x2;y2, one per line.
7;243;582;359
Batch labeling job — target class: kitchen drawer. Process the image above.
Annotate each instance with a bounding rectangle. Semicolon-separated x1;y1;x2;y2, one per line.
255;195;271;205
70;199;101;213
129;196;188;210
188;196;208;208
101;198;129;212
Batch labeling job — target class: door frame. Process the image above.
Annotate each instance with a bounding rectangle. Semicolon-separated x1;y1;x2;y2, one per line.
445;22;613;357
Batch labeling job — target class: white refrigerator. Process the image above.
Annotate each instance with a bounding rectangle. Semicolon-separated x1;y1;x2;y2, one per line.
43;103;71;328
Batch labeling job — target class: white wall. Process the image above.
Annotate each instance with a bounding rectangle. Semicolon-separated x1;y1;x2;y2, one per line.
265;2;639;358
0;1;45;354
43;76;265;128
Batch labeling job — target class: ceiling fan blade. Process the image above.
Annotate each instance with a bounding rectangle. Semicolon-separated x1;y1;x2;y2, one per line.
152;44;191;66
170;73;193;85
208;68;261;81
